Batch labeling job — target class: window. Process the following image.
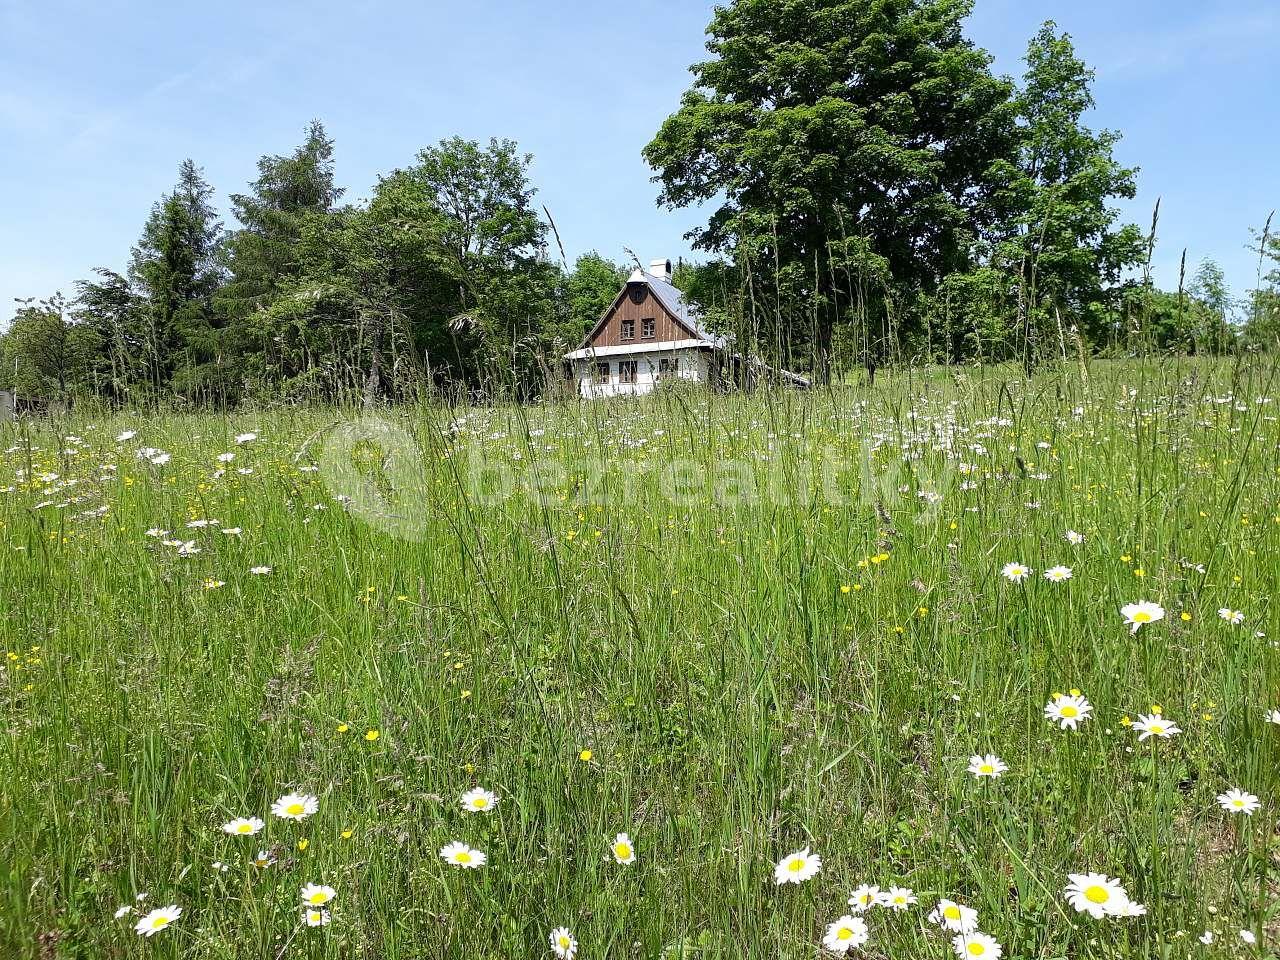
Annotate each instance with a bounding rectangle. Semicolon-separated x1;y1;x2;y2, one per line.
620;319;635;340
594;362;610;385
641;318;656;339
618;360;638;384
658;358;678;379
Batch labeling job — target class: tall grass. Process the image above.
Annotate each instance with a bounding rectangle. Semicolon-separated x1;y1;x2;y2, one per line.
2;358;1279;958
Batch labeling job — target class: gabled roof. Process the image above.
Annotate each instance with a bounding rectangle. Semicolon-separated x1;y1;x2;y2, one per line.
575;269;729;352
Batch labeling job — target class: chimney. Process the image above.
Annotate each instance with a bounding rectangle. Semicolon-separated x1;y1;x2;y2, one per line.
649;258;673;282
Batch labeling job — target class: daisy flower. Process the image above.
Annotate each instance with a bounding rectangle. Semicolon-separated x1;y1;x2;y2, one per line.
822;915;869;954
1217;788;1262;815
1240;930;1257;945
774;847;822;885
610;832;636;865
439;841;486;869
235;432;258;444
967;754;1008;779
1065;529;1085;545
952;932;1002;959
880;886;917;911
250;566;272;575
1043;565;1073;582
272;792;319;821
847;884;880;912
550;926;577;959
1265;709;1280;725
116;430;137;442
459;787;499;813
1218;608;1245;625
1132;713;1181;741
113;905;132;919
222;816;265;837
929;900;979;933
1064;873;1131;918
303;908;331;927
1044;692;1092;730
1120;600;1165;633
300;883;336;906
134;905;181;937
1001;562;1032;583
253;849;276;868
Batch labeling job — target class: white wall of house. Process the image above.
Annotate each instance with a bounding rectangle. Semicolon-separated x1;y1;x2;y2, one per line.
574;349;709;398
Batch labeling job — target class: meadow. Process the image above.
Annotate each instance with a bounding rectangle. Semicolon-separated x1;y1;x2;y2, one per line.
2;358;1280;959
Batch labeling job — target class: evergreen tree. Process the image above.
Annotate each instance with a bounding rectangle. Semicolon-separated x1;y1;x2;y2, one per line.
128;159;223;397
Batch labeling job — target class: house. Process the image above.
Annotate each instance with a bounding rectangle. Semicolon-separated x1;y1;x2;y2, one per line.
564;259;731;399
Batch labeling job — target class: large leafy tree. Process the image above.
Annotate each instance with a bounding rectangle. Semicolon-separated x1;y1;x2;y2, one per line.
643;0;1018;377
563;253;626;345
990;22;1143;361
0;295;100;399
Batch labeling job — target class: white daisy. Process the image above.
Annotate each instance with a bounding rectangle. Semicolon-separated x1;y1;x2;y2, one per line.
952;932;1002;959
303;908;331;927
1064;872;1131;918
271;792;319;821
774;847;822;885
134;905;181;937
222;816;265;837
1120;600;1165;633
439;841;486;869
550;926;577;959
1065;529;1085;545
300;883;336;906
847;883;880;912
1132;713;1181;741
1217;788;1262;815
967;754;1008;779
929;899;979;933
459;787;499;813
1001;562;1032;582
880;886;917;911
610;832;636;865
1043;565;1073;582
822;915;869;954
1218;608;1245;625
1044;693;1092;730
235;432;258;444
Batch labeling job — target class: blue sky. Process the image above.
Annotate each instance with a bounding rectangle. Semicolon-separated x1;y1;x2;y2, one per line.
1;0;1277;324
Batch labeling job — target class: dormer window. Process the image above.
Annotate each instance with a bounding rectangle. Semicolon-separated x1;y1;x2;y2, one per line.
642;318;656;339
621;319;635;340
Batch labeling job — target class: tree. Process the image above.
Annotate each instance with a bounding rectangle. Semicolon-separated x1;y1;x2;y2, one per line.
990;22;1144;364
1186;259;1234;354
564;253;626;344
128;159;224;398
72;268;148;400
0;295;99;399
643;0;1019;378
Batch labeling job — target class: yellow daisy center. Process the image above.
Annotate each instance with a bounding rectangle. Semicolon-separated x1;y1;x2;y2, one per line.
472;798;487;808
456;851;472;864
980;764;994;774
944;905;961;920
615;843;631;859
1149;724;1164;734
1133;612;1151;623
789;858;806;872
237;823;253;833
1085;885;1110;903
1060;705;1078;717
559;936;571;947
1233;799;1245;807
837;927;852;940
309;893;327;904
286;803;304;816
151;916;170;929
968;943;986;956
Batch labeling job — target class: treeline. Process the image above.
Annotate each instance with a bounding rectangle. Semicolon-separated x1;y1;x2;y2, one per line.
5;2;1280;406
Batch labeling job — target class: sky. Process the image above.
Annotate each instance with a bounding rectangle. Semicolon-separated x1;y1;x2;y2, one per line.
1;0;1277;324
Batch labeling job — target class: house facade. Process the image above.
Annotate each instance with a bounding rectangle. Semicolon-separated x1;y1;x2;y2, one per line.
564;259;728;399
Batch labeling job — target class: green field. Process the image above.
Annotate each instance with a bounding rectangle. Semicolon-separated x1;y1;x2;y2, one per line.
3;359;1280;958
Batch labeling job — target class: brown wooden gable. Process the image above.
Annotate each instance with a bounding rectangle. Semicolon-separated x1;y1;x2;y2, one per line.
583;282;700;349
